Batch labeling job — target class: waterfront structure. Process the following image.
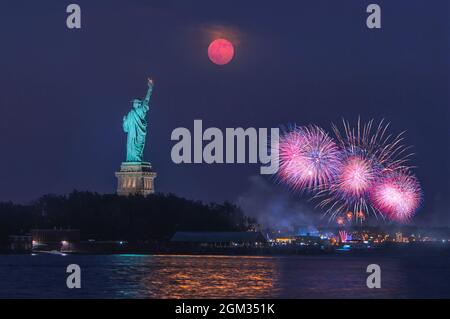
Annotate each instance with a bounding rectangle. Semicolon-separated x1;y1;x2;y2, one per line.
270;234;323;246
8;235;32;252
170;231;267;247
31;229;80;251
116;79;157;196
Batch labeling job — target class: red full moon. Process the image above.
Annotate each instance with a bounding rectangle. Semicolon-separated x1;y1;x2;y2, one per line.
208;38;234;65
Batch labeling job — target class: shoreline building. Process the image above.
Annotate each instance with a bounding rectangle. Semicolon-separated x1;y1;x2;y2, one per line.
170;232;267;248
31;229;80;251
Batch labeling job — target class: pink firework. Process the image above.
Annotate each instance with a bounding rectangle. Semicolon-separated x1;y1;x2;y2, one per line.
319;149;380;220
319;118;416;222
277;125;341;192
370;172;422;222
337;154;377;199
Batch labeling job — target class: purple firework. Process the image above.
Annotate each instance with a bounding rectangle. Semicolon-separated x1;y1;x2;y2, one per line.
277;125;342;193
318;118;417;223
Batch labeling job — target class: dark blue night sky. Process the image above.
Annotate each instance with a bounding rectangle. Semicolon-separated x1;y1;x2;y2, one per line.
0;0;448;225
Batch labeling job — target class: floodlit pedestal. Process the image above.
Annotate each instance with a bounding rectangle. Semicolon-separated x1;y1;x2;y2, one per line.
115;162;157;196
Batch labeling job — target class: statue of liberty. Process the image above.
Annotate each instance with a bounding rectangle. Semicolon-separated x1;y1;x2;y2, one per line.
122;78;154;162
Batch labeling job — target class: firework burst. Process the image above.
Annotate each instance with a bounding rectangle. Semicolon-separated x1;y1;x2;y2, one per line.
332;118;413;171
318;118;416;222
370;171;422;222
336;154;378;200
277;125;342;193
274;118;422;224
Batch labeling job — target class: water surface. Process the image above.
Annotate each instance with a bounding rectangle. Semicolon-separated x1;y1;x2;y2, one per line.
0;253;449;298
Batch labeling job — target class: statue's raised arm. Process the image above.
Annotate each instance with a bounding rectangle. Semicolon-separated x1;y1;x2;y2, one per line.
142;78;154;110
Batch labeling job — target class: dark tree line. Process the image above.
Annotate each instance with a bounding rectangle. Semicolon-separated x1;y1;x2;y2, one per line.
0;191;257;244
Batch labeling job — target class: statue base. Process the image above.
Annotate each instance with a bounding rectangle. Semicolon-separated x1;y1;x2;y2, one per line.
115;162;157;196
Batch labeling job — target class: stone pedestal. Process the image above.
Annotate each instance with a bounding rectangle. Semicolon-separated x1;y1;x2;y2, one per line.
115;162;157;196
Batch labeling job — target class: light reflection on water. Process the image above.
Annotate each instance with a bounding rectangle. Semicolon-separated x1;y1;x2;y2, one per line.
0;254;449;298
140;255;279;298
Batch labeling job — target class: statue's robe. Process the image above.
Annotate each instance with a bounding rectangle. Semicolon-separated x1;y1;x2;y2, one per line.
123;102;149;162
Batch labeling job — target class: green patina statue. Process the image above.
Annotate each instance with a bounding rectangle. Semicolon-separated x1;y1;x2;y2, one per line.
123;78;154;162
